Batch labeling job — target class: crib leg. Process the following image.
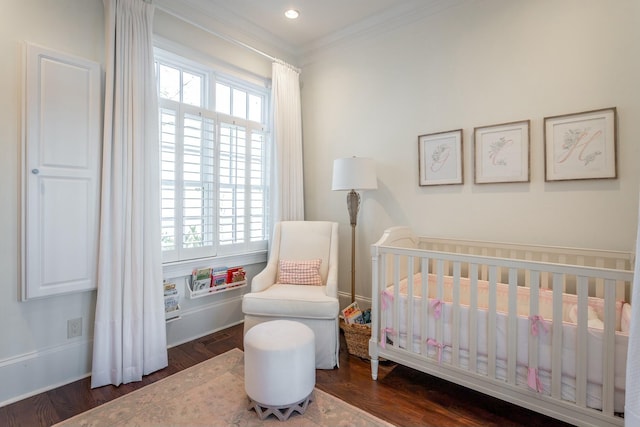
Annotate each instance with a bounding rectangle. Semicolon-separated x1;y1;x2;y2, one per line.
371;357;379;380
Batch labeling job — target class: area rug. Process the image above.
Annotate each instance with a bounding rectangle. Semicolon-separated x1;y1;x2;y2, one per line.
54;348;394;427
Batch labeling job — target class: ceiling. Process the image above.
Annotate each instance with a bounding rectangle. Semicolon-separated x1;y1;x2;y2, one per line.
163;0;441;58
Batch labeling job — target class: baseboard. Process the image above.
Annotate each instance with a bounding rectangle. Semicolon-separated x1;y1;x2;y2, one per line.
0;338;92;407
0;295;245;408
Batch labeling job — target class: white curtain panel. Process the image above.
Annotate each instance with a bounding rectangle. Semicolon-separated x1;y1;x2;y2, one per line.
626;198;640;425
91;0;167;388
271;61;304;222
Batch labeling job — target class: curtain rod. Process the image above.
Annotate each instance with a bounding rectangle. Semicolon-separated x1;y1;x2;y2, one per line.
153;3;301;74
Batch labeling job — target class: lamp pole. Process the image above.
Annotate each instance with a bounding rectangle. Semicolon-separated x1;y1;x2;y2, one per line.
346;189;360;303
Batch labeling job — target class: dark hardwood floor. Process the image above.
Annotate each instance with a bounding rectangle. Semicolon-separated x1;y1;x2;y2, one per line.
0;323;575;427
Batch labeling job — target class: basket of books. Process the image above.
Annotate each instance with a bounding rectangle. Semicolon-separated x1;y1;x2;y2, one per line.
340;302;372;360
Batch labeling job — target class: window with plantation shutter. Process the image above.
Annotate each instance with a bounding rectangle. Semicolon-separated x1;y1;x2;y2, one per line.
217;121;269;253
156;50;270;264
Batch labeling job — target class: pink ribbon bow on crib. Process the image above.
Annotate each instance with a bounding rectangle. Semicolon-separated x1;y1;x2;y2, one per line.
529;315;549;337
380;327;396;349
430;299;443;320
528;367;543;392
381;291;393;311
426;338;449;363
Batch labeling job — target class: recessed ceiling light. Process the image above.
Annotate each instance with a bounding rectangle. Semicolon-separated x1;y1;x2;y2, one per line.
284;9;299;19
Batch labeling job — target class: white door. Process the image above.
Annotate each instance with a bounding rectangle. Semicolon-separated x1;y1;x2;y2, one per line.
22;43;101;299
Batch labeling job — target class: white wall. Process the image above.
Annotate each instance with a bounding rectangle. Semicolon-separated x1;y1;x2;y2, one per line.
301;0;640;303
0;0;104;406
0;0;278;406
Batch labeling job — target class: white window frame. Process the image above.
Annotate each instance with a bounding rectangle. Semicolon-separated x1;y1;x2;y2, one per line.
155;48;270;272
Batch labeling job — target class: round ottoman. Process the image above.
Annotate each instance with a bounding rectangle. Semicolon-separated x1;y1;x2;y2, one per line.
244;320;316;421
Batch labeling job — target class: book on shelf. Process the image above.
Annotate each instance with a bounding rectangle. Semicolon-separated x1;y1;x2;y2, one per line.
212;266;228;275
227;266;246;283
165;301;179;312
191;267;212;291
163;280;180;314
212;273;227;287
165;294;179;304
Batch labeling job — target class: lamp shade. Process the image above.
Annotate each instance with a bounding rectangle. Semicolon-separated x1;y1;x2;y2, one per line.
331;157;378;191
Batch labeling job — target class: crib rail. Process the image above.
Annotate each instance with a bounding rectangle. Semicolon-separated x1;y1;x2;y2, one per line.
420;236;634;301
370;229;634;427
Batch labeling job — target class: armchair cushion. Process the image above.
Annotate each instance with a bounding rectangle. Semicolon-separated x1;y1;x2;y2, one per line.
278;259;323;285
242;284;339;319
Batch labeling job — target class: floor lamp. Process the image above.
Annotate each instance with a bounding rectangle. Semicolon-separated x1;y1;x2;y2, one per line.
331;157;377;303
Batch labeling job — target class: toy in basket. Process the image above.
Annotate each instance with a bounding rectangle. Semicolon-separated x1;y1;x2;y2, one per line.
339;302;372;360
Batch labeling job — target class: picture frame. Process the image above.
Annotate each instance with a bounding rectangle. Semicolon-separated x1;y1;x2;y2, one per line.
544;107;617;181
418;129;463;186
473;120;530;184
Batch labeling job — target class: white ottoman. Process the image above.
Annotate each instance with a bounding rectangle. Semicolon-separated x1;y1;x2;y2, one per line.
244;320;316;421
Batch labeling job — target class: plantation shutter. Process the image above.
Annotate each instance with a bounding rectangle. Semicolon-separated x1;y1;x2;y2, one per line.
160;102;216;262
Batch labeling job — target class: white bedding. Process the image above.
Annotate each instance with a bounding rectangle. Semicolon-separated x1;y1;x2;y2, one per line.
381;272;629;412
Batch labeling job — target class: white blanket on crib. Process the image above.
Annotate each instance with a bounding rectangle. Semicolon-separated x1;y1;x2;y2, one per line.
381;273;629;412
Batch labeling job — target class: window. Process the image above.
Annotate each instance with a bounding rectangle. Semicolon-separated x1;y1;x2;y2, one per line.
156;51;270;263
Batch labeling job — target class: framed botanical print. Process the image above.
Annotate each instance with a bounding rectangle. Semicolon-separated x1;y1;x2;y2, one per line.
418;129;463;186
544;108;617;181
474;120;530;184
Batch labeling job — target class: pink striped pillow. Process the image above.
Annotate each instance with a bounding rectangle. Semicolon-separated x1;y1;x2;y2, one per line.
278;259;323;286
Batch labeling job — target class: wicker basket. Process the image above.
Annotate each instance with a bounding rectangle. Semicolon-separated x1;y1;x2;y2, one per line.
339;320;371;360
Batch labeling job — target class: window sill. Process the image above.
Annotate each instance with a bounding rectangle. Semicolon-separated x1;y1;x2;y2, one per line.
162;251;267;279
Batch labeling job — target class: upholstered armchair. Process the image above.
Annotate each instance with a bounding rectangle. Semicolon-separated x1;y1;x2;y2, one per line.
242;221;340;369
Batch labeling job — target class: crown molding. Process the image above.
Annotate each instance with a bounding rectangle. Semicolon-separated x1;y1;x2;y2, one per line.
154;0;471;68
300;0;470;65
154;0;299;62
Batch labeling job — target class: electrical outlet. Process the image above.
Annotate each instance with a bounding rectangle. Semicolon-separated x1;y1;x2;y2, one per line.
67;318;82;339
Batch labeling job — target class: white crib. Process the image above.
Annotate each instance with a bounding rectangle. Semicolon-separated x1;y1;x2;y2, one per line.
369;226;634;427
